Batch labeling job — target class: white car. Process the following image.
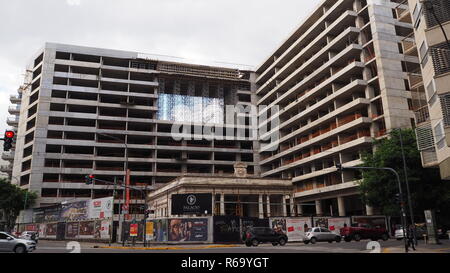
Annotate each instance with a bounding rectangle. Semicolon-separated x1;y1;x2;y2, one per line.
0;232;36;253
304;227;342;244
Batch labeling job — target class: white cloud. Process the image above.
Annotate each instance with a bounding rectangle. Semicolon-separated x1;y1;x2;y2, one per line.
66;0;81;6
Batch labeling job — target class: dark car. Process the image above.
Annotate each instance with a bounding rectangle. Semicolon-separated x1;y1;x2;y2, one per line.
243;227;288;247
340;223;389;242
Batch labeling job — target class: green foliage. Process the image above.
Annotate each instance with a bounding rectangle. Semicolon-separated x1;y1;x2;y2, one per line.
359;129;450;218
0;178;37;232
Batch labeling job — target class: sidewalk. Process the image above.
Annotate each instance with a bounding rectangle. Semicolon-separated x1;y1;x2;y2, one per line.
92;242;239;251
383;241;450;253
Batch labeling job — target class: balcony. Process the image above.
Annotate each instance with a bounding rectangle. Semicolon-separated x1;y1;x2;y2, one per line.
8;106;20;115
6;117;19;126
395;2;412;24
2;152;14;161
408;72;423;89
414;106;430;124
10;95;21;104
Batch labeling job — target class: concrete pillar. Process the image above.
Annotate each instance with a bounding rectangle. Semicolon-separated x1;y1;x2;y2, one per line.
338;196;346;217
282;196;287;217
315;200;323;216
220;194;225;216
366;205;374;216
266;195;271;218
297;203;303;216
290;196;295;216
258;195;264;219
211;194;215;215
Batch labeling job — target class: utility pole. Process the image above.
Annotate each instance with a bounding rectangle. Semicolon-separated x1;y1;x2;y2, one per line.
397;129;417;244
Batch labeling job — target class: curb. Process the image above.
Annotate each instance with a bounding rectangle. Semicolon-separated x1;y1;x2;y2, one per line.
95;245;240;251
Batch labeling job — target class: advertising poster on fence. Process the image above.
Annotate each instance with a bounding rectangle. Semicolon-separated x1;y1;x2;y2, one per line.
327;218;351;235
61;201;89;221
146;222;154;239
286;218;312;241
100;220;110;239
313;217;330;228
66;222;79;238
271;218;287;234
39;223;46;238
46;223;57;237
168;219;208;242
44;205;62;223
89;197;113;220
79;221;95;238
213;216;241;243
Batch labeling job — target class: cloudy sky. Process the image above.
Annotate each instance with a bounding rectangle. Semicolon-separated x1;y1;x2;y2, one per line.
0;0;321;138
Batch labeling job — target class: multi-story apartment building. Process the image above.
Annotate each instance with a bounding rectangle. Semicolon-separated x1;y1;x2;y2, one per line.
401;0;450;179
10;43;258;219
256;0;417;217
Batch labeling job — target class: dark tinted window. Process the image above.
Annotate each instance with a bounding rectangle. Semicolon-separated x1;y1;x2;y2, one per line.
0;233;8;239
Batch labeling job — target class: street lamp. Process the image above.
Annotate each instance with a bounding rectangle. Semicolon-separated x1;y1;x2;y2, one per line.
336;164;410;253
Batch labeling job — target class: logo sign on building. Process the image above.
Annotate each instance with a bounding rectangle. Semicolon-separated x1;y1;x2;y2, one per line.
171;194;212;215
88;197;113;219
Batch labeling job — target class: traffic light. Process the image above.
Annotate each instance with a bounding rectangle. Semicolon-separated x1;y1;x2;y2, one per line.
85;174;95;185
3;131;15;151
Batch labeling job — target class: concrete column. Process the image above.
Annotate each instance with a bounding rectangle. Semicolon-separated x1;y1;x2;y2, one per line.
211;194;215;215
258;195;264;219
290;196;295;216
315;200;323;216
338;196;346;217
366;205;374;216
282;196;287;217
220;194;225;216
266;195;271;218
297;203;304;216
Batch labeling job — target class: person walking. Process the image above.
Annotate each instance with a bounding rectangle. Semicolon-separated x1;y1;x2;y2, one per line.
407;225;416;251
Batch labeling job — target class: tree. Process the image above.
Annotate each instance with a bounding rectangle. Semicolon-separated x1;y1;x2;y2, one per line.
359;129;450;221
0;178;37;232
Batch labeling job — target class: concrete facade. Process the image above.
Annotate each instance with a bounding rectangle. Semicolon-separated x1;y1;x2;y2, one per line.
9;43;258;220
255;0;417;217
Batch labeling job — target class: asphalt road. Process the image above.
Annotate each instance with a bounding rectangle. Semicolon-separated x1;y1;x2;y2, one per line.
27;239;450;253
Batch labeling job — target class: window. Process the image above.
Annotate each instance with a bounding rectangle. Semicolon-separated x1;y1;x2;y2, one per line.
419;41;429;67
412;3;422;29
0;233;9;240
427;80;437;106
434;121;445;143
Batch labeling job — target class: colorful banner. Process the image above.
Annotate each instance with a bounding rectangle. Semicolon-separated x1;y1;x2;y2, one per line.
153;219;168;242
61;201;89;221
130;223;139;237
89;197;113;220
168;219;208;242
146;222;154;237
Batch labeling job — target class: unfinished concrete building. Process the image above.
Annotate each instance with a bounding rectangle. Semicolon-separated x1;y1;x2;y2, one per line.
10;43;258;220
256;0;417;217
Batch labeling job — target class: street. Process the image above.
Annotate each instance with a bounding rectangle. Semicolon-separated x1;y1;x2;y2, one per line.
28;239;450;254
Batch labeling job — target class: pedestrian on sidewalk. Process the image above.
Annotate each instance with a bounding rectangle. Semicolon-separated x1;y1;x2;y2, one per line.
407;225;416;251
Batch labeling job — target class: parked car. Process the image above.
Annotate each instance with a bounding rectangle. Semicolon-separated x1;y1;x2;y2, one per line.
340;223;389;242
0;232;36;253
243;227;288;247
303;227;342;244
20;231;39;243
